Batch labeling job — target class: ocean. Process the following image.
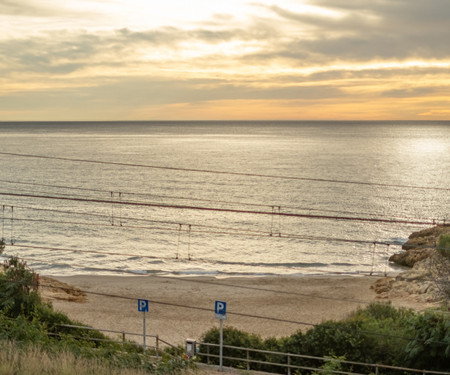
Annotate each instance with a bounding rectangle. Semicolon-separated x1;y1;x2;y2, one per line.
0;121;449;277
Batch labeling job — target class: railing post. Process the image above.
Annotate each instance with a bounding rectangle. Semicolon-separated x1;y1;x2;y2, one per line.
156;335;159;357
122;331;125;343
288;354;291;375
207;345;210;365
375;364;379;375
247;349;250;371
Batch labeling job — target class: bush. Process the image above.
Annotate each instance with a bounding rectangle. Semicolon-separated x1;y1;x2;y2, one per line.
437;234;450;258
348;302;415;365
405;311;450;370
199;304;450;374
0;254;41;318
295;320;366;371
200;327;266;369
0;243;190;373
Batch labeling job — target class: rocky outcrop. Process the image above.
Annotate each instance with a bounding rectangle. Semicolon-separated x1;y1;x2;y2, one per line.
388;225;450;267
373;225;450;307
40;276;86;303
389;248;434;267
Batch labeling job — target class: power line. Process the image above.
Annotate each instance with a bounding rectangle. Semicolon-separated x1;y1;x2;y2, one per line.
8;244;448;287
151;275;374;305
5;243;393;275
36;281;317;327
8;253;375;305
7;243;176;262
8;214;404;246
2;252;449;344
0;191;439;226
1;151;448;192
14;280;448;345
8;204;276;236
0;178;439;222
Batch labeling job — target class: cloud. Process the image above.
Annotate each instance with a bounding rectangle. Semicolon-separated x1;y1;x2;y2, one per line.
263;0;450;62
1;0;449;120
0;0;100;18
0;0;55;16
0;20;280;77
0;32;102;74
3;0;449;78
381;86;444;98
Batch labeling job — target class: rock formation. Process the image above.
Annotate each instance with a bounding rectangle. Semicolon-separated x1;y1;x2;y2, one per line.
373;225;450;308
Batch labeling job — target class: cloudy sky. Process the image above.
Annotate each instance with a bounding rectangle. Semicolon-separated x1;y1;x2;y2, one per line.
1;0;449;120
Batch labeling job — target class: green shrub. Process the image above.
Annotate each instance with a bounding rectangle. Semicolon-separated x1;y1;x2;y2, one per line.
200;326;265;369
347;302;415;365
200;304;450;374
0;254;41;318
298;320;366;371
312;355;346;375
0;314;49;343
404;311;450;370
0;244;189;373
437;234;450;258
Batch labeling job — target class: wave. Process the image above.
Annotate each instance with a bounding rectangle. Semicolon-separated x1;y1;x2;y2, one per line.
208;259;328;268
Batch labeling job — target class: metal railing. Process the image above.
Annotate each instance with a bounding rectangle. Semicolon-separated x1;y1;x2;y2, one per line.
48;325;450;375
53;324;180;354
197;342;450;375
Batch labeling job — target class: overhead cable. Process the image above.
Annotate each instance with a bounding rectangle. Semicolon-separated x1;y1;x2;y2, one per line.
0;192;439;226
0;151;448;191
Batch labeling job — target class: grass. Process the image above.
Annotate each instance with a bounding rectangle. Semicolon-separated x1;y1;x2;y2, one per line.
0;341;151;375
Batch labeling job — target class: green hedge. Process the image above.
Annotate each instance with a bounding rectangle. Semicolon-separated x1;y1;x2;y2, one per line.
200;303;450;374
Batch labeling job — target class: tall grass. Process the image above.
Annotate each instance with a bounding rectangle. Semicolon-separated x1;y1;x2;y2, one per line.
0;342;149;375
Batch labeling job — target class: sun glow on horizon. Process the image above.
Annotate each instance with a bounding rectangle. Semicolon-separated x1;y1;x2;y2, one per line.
0;0;449;120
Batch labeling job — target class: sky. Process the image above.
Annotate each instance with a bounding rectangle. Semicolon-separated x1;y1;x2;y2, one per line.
1;0;449;121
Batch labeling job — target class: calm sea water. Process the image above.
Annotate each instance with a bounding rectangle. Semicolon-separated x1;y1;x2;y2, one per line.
0;121;449;277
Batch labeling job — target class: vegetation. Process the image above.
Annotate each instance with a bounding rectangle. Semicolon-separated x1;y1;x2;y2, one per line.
0;341;150;375
0;239;190;374
200;303;450;374
2;236;450;374
438;234;450;257
434;234;450;305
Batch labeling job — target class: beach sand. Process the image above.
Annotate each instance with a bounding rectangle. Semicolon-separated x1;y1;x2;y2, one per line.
43;274;386;347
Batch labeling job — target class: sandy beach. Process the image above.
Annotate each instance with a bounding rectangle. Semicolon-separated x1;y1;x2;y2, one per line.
42;274;386;347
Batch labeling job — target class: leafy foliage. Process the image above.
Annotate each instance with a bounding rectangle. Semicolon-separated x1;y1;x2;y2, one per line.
200;327;265;369
347;303;415;365
312;355;346;375
0;242;190;374
200;303;450;374
438;234;450;257
404;311;450;370
0;254;41;317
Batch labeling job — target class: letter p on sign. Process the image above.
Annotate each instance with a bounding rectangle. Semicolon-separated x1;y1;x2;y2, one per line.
138;299;149;312
215;300;227;320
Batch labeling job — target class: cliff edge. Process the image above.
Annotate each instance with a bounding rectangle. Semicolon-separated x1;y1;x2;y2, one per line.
373;225;450;308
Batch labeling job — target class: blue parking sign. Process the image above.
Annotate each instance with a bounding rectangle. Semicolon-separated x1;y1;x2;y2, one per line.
138;299;149;312
215;300;227;320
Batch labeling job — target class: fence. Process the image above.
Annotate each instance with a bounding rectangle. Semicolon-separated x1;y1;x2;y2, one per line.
48;325;450;375
197;342;450;375
53;323;180;354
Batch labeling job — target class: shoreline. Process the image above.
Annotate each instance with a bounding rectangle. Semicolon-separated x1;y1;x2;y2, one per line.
45;274;381;346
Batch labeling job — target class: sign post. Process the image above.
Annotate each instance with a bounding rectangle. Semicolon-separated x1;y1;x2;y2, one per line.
215;301;227;371
138;299;149;353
